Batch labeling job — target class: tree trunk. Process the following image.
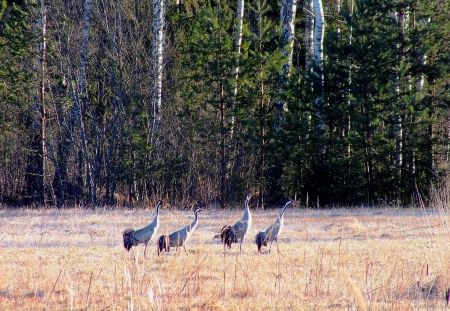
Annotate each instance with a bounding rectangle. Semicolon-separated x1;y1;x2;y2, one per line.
151;0;166;151
392;10;404;169
275;0;297;117
229;0;244;138
27;0;48;205
313;0;325;140
304;0;314;80
72;0;95;205
361;104;373;203
280;0;297;82
346;0;353;158
304;0;314;140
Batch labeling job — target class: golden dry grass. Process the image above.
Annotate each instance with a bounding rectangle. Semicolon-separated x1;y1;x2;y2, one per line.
1;205;450;310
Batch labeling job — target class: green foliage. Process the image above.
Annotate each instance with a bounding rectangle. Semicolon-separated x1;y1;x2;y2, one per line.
1;0;450;207
0;0;37;203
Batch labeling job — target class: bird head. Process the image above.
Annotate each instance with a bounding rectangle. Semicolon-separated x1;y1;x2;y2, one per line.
155;200;168;211
194;208;205;214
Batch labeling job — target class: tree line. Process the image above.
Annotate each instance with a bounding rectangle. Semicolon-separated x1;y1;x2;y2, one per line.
1;0;449;208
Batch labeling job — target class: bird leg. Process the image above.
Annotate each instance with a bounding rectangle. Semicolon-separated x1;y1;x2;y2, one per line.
275;239;284;256
143;242;148;258
276;239;283;255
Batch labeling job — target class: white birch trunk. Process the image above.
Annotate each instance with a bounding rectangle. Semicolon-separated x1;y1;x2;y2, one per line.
399;10;408;168
152;0;166;148
276;0;297;115
346;0;353;158
229;0;244;138
304;0;314;79
280;0;297;82
313;0;325;133
32;1;48;204
392;9;408;168
304;0;314;139
417;55;426;91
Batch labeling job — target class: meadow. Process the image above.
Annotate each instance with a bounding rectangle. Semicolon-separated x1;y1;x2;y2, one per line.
1;203;450;310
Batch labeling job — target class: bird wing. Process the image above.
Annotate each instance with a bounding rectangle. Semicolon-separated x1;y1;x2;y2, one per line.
133;224;156;242
264;222;281;242
232;219;249;237
169;227;188;247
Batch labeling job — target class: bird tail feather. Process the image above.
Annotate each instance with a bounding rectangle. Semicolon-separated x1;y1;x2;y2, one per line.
222;225;238;248
123;228;136;251
157;235;170;255
255;232;266;253
220;225;231;242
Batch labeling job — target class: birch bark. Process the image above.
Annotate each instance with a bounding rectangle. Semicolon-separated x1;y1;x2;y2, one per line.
276;0;296;116
392;10;403;168
229;0;244;139
151;0;166;151
304;0;313;139
30;0;47;204
280;0;297;82
304;0;314;80
313;0;325;133
346;0;353;158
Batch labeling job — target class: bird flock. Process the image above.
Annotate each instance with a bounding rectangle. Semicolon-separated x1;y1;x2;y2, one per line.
122;194;296;257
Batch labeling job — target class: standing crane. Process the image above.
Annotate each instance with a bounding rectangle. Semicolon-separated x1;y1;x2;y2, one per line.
222;193;252;253
255;200;295;254
157;208;204;255
123;200;164;257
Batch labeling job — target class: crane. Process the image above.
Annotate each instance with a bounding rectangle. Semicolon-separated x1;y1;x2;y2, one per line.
123;200;164;257
222;193;252;253
157;208;204;255
255;200;295;254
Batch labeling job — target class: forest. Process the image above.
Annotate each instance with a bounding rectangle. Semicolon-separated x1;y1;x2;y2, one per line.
1;0;449;208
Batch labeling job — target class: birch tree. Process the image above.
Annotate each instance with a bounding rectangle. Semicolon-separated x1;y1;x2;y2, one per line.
229;0;244;139
28;0;47;204
275;0;297;117
313;0;325;135
346;0;353;158
304;0;314;80
304;0;314;139
280;0;296;82
392;9;406;169
151;0;166;152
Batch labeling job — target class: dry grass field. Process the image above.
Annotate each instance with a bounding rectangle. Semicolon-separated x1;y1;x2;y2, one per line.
1;203;450;310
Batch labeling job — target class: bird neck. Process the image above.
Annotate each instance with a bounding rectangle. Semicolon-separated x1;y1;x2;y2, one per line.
279;201;292;218
151;203;160;227
191;210;199;228
244;201;251;221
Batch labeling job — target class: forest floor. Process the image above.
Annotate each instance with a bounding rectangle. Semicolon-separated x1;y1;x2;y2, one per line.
0;205;449;310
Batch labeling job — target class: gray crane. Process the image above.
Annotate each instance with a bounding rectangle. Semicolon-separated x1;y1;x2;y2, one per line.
157;208;204;255
123;200;164;256
222;193;252;253
255;200;295;254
